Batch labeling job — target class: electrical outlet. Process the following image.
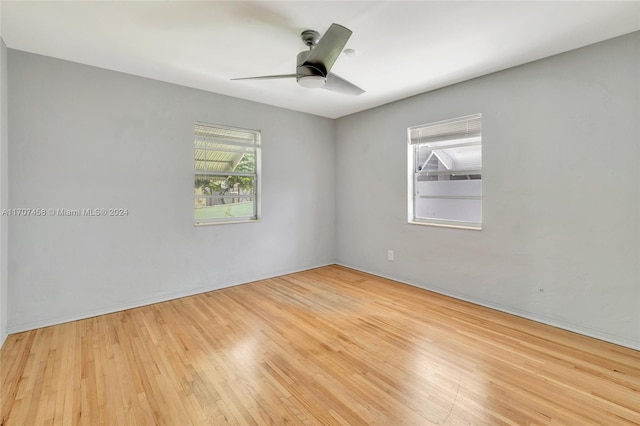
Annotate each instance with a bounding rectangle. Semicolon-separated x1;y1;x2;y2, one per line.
387;250;394;261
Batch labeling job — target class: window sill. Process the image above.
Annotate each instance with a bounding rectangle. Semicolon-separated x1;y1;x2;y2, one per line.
195;219;261;227
408;220;481;231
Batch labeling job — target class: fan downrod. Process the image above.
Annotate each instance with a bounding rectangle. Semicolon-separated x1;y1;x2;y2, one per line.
300;30;321;48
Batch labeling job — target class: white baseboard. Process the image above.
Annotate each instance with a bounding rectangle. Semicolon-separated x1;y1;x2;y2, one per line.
336;262;640;351
6;261;335;335
7;261;638;351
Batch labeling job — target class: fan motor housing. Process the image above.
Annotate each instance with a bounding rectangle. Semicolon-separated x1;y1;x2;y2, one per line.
296;52;326;75
296;55;326;88
296;51;310;68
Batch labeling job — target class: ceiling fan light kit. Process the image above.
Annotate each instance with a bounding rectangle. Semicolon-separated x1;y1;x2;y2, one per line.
297;75;326;88
232;23;364;96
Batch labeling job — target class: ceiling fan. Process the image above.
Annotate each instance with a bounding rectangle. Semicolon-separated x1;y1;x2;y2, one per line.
232;23;365;96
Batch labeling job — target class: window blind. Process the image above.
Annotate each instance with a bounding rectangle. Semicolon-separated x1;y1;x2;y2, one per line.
409;113;482;145
194;123;261;146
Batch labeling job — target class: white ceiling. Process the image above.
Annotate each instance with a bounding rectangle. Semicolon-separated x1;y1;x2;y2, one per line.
1;1;639;119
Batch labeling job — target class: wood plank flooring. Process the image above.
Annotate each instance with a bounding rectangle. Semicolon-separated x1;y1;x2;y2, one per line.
1;265;639;425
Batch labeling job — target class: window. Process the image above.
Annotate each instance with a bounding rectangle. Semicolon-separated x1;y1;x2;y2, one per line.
408;114;482;229
194;122;261;225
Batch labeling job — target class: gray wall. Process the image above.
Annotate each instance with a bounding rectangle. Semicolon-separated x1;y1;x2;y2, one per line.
0;38;7;348
4;32;639;351
335;32;640;349
7;50;335;332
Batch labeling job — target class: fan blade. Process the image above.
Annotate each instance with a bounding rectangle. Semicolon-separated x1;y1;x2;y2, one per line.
231;74;298;81
302;23;352;74
323;73;365;96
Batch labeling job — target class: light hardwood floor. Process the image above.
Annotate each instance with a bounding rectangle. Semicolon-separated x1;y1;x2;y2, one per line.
1;265;639;425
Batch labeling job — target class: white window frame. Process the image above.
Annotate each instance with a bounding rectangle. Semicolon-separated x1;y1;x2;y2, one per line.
407;114;482;230
194;122;261;226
